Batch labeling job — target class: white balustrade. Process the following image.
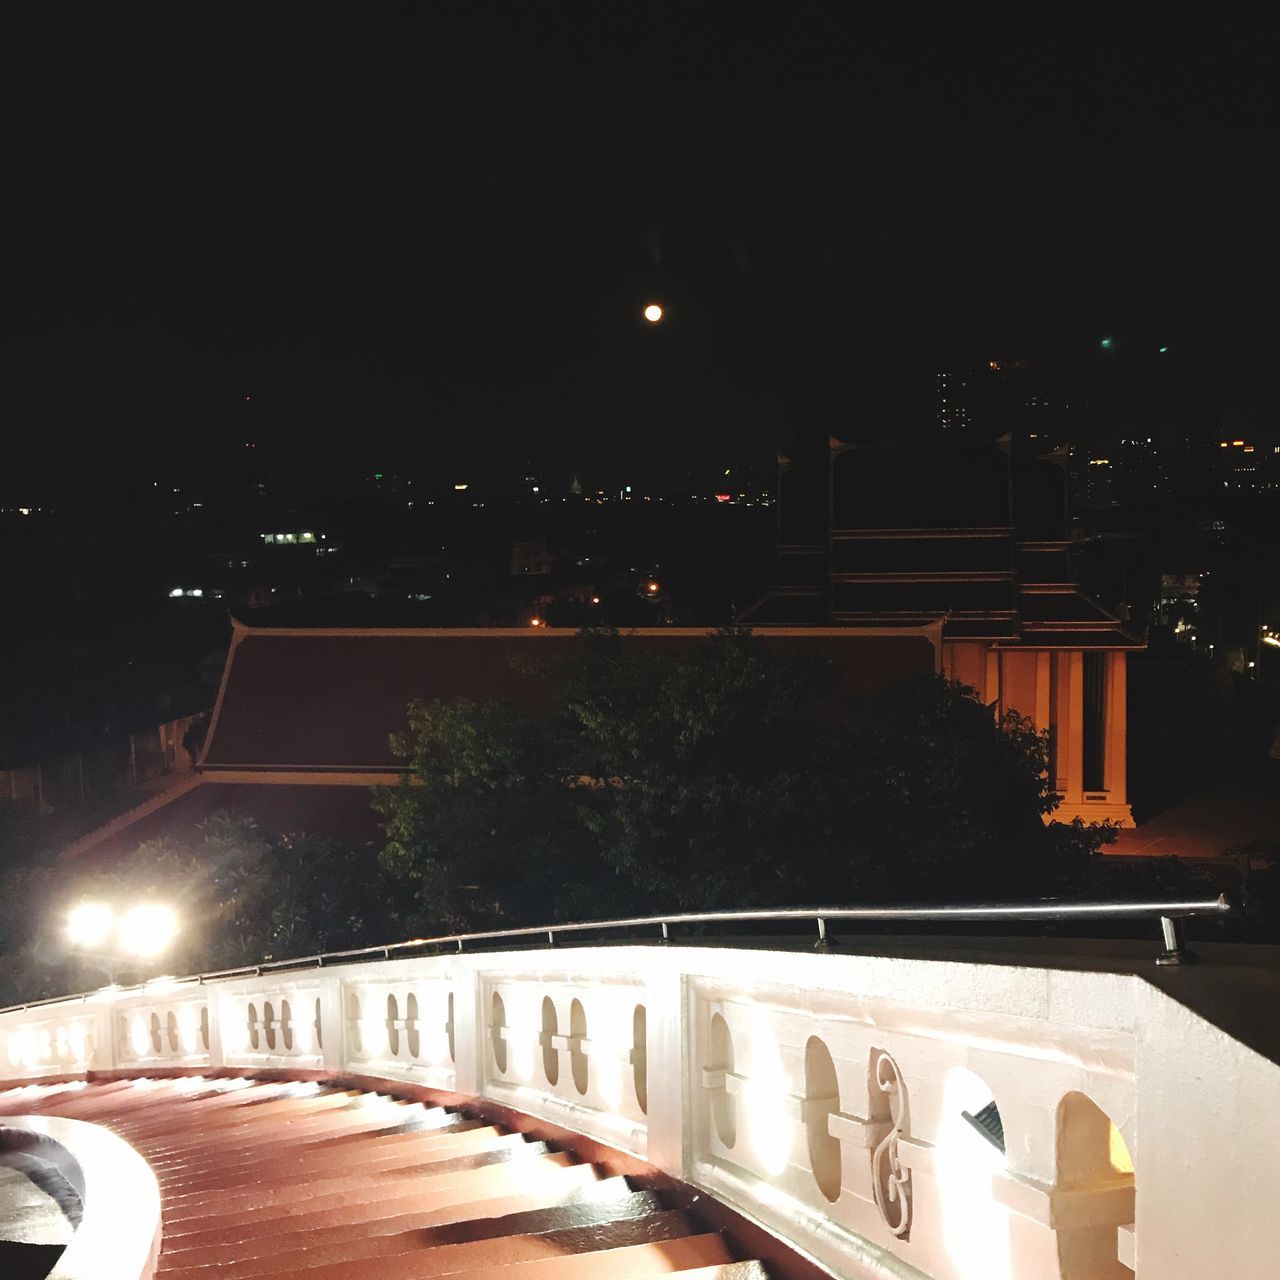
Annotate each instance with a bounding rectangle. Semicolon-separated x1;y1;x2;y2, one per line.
2;943;1277;1280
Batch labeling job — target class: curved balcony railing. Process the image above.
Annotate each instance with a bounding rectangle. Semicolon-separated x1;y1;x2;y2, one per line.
2;895;1275;1280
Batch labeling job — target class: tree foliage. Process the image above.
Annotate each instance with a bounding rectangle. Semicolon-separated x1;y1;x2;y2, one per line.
375;628;1112;931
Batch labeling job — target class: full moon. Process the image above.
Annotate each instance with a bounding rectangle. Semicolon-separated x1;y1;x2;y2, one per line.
643;303;664;323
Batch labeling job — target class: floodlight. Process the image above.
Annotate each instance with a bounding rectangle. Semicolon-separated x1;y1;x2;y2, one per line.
118;904;180;958
67;903;114;949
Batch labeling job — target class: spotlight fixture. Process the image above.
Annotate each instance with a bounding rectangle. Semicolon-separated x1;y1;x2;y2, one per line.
961;1100;1005;1153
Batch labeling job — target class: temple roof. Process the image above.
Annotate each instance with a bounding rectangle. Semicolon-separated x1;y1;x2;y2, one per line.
743;438;1141;650
201;626;941;774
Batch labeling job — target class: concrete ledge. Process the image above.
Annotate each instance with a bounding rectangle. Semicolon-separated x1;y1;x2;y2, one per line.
2;1117;160;1280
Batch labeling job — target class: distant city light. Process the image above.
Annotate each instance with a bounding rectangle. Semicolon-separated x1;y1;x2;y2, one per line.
1100;337;1115;350
454;483;469;491
715;493;732;502
643;303;664;323
1158;346;1169;353
590;595;601;605
645;580;660;594
169;587;183;597
529;616;544;628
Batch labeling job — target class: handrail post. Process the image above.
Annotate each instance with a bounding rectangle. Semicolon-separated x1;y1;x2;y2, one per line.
815;916;835;951
1156;914;1199;966
660;921;670;944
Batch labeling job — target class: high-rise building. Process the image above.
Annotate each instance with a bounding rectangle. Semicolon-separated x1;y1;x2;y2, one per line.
936;359;1085;443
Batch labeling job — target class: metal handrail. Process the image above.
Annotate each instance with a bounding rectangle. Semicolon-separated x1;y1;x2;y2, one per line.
0;894;1233;1016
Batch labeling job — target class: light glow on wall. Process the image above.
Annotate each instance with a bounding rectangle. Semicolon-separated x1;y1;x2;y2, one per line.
592;1000;632;1110
420;992;451;1066
745;1008;791;1176
223;1007;251;1055
507;1001;537;1084
360;1010;388;1058
294;1009;313;1056
130;1015;151;1059
936;1067;1012;1280
1110;1121;1134;1174
68;1022;88;1062
178;1006;200;1055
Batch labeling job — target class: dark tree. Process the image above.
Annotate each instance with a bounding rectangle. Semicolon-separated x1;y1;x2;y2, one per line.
375;628;1112;929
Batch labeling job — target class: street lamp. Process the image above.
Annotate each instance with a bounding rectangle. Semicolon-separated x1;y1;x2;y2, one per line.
643;303;664;324
65;900;179;984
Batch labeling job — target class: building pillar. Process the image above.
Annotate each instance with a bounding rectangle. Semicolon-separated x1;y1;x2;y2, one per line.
1052;649;1135;828
985;647;1001;715
1104;651;1128;807
1034;651;1051;732
1064;651;1084;807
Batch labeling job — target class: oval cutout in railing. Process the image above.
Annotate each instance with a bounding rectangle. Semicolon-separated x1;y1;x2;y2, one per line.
569;998;588;1095
805;1035;842;1203
710;1011;737;1149
490;992;507;1074
541;996;560;1086
386;993;400;1057
345;992;361;1056
633;1003;648;1115
406;993;420;1059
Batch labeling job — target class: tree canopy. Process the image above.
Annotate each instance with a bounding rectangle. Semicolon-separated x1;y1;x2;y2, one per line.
375;628;1112;934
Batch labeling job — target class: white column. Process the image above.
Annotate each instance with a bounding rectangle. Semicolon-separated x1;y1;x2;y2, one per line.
1105;651;1128;804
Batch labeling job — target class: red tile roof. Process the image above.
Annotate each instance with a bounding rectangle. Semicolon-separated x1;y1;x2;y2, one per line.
201;627;940;774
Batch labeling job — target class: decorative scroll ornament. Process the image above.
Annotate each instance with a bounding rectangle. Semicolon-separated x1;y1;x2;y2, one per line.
871;1051;912;1237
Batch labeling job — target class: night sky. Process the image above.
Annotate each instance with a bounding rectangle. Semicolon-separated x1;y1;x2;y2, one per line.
5;8;1277;500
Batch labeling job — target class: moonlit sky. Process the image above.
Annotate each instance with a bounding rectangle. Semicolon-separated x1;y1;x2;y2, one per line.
4;8;1275;500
